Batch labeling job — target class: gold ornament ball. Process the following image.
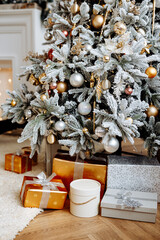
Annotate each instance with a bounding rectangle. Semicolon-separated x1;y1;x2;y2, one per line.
92;15;104;29
29;74;39;86
82;127;89;134
11;99;17;107
39;73;46;84
71;3;80;14
145;66;157;78
40;94;47;101
146;105;159;117
47;134;56;144
103;55;110;63
126;117;133;124
114;22;127;35
57;81;68;93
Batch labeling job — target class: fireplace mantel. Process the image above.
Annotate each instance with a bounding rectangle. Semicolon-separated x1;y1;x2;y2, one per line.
0;6;46;90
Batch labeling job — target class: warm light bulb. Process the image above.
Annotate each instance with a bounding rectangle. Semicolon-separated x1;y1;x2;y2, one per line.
0;117;2;121
0;80;1;84
0;92;1;96
8;78;12;83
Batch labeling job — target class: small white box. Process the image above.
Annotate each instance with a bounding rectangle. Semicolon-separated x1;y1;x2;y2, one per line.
101;189;157;223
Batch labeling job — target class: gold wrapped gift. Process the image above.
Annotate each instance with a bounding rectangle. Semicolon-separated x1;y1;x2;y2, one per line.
5;152;32;174
52;153;107;198
20;172;67;209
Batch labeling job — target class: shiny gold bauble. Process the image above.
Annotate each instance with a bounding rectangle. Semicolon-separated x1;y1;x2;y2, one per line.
11;99;17;107
71;3;80;14
114;22;127;35
145;66;157;78
103;55;110;63
39;73;46;84
82;127;89;134
47;134;56;144
57;81;68;93
146;104;159;117
126;117;133;124
40;94;47;101
92;15;104;29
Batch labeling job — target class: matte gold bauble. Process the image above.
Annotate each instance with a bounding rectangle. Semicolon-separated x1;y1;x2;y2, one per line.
11;99;17;107
92;15;104;29
47;134;56;144
145;66;157;78
146;104;159;117
114;22;127;35
39;73;46;84
40;94;47;101
71;3;80;14
126;117;133;124
103;55;110;63
57;81;68;93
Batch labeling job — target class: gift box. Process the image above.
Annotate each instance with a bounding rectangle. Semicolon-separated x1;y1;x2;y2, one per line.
107;155;160;202
5;152;32;174
21;146;38;166
52;153;107;198
20;172;67;209
101;188;157;223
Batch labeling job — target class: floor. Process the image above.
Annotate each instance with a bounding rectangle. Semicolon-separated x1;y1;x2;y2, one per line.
4;133;159;240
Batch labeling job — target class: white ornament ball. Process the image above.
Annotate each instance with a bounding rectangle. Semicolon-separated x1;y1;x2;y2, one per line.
156;0;160;8
78;102;92;115
137;28;145;36
24;109;32;119
85;44;92;52
55;120;66;131
101;79;111;90
95;126;106;138
103;136;119;153
69;73;84;87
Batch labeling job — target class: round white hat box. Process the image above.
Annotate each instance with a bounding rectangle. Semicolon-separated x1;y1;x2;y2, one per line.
70;179;101;218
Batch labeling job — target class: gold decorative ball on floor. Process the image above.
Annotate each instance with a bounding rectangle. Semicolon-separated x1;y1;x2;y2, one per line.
114;22;127;35
92;15;104;29
47;134;56;144
40;94;47;101
145;66;157;78
71;3;80;14
11;99;17;107
146;104;159;117
57;81;68;93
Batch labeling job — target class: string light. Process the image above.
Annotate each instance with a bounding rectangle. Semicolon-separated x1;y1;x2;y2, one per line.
8;78;12;83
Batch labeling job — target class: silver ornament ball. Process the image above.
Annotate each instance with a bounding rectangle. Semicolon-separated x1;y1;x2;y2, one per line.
103;136;119;153
102;79;111;90
24;109;32;119
84;44;92;52
44;31;52;41
69;73;84;87
78;102;92;116
55;120;66;131
95;126;106;138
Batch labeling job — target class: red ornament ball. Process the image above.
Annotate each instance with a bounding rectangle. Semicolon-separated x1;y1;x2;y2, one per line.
49;82;57;90
48;49;54;61
62;30;69;37
48;89;52;96
125;86;133;95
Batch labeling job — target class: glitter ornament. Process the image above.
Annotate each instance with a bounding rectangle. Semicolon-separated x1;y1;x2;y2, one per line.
47;134;56;144
145;66;157;78
103;136;119;153
69;73;84;87
78;102;92;116
114;22;127;35
92;15;104;29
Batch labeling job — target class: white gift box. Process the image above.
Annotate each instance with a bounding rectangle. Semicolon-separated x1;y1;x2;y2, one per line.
107;155;160;202
101;188;157;223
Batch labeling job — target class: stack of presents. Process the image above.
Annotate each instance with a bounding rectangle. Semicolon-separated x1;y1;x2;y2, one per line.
5;143;160;223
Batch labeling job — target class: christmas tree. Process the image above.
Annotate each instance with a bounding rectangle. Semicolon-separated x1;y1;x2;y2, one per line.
2;0;160;160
